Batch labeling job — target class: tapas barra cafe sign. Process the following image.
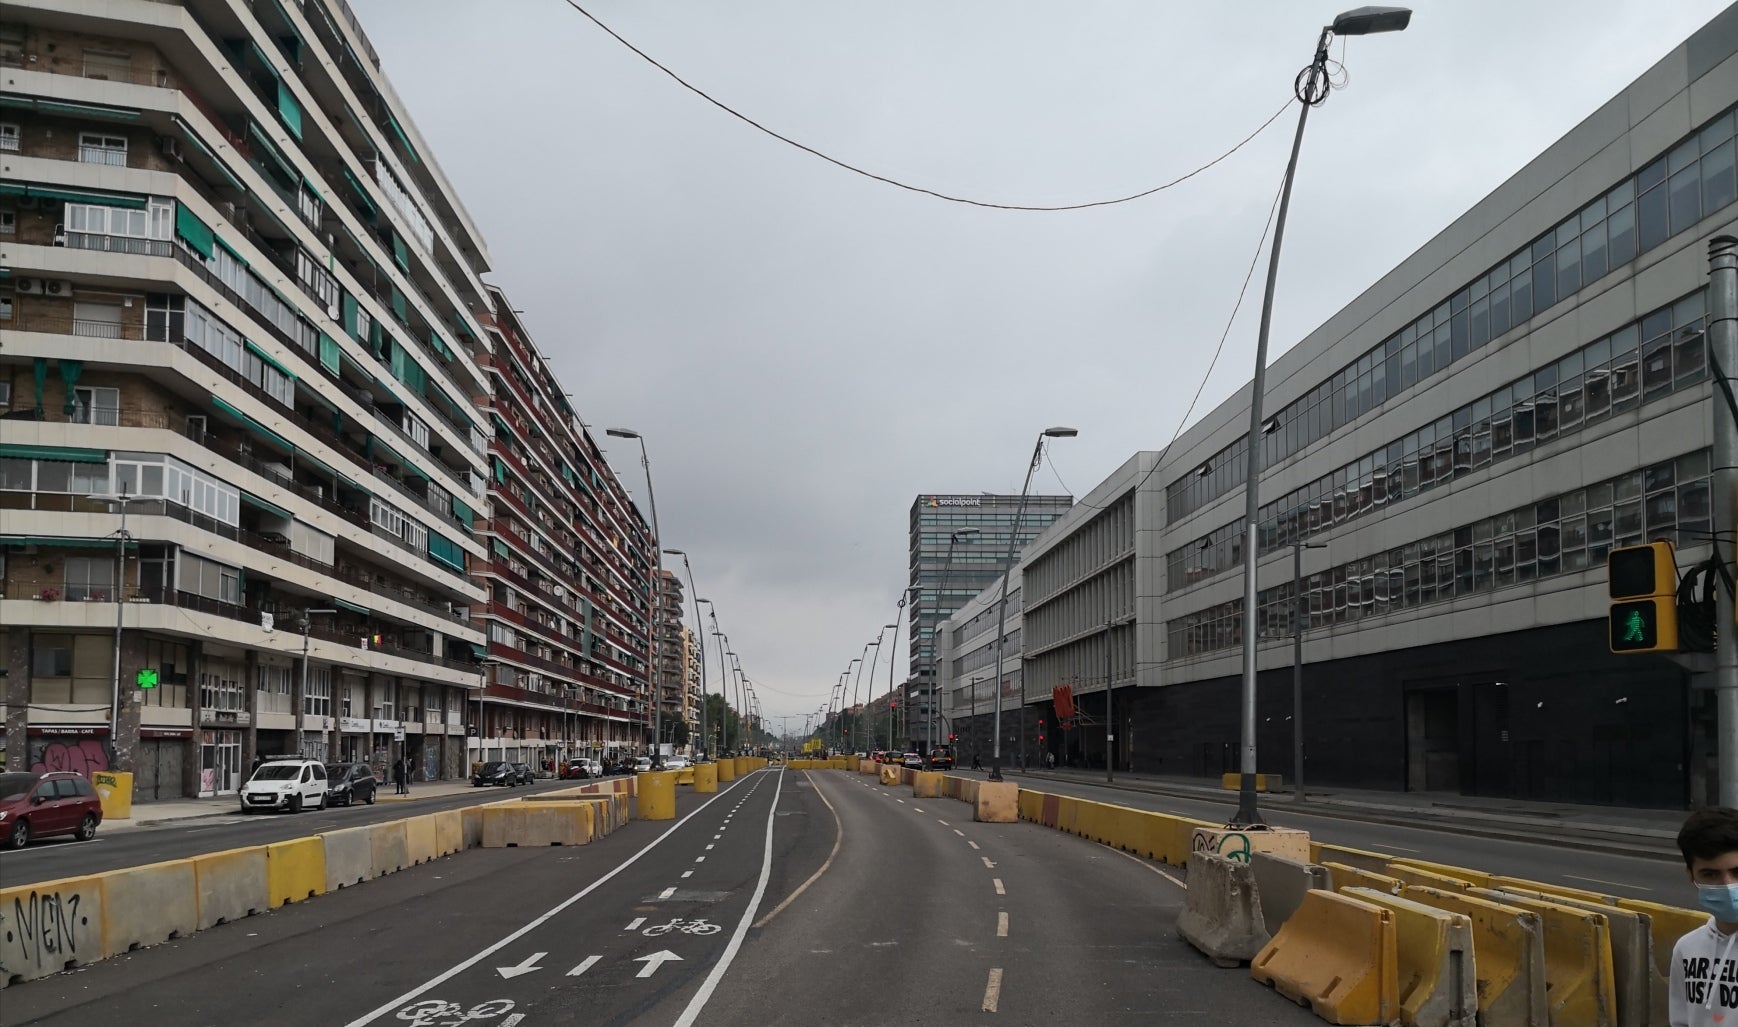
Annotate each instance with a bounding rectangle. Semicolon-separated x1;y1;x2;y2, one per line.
924;497;982;508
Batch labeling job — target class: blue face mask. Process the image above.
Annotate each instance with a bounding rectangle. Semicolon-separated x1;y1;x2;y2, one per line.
1697;883;1738;922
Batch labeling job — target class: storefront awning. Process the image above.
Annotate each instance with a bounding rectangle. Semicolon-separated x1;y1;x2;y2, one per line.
0;444;108;463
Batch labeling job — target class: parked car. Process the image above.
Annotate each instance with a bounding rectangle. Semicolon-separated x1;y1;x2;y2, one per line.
632;757;653;773
901;752;924;770
560;761;592;780
928;746;956;770
510;762;537;785
0;771;104;849
663;756;691;770
324;763;379;806
241;758;328;813
473;761;516;787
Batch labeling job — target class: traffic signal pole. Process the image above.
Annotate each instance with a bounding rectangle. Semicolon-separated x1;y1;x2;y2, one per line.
1709;236;1738;807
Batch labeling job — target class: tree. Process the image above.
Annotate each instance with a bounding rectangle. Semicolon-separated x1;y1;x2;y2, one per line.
670;718;690;748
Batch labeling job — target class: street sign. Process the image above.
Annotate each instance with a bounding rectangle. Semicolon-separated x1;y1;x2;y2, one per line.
393;725;405;742
135;668;159;689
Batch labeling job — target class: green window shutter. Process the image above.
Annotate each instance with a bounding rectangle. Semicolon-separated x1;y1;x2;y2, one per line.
174;203;214;260
390;286;407;322
392;233;409;271
493;458;507;485
451;496;473;530
275;80;303;140
342;167;377;220
386;115;420;164
369;319;384;359
492;538;511;558
389;338;408;381
404;359;425;396
318;332;341;375
341;291;359;338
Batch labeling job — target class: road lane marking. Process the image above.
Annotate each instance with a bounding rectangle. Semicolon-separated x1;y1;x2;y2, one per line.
968;841;980;850
1102;842;1186;888
938;820;950;826
626;917;646;931
755;769;843;929
713;835;721;840
342;774;754;1027
672;770;787;1027
659;887;678;899
993;878;1005;896
896;799;905;804
1383;844;1421;853
982;857;995;869
567;955;601;977
1568;875;1649;891
636;950;684;977
997;912;1009;937
914;808;926;813
695;856;706;863
681;870;694;878
497;951;546;979
954;829;965;837
982;968;1004;1012
706;843;715;850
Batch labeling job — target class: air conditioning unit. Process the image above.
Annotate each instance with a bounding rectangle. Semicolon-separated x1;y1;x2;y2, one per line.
13;277;39;294
17;196;38;210
43;279;70;295
158;135;184;162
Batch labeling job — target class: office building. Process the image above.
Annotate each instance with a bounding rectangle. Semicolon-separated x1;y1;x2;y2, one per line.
954;7;1738;807
908;492;1069;749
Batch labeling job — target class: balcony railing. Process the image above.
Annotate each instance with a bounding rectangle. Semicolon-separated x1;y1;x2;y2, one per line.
62;232;173;257
77;145;128;167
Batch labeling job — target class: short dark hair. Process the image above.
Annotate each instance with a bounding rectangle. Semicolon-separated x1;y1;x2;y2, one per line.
1678;807;1738;867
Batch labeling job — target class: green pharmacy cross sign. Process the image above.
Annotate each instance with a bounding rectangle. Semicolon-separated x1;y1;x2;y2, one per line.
136;668;159;689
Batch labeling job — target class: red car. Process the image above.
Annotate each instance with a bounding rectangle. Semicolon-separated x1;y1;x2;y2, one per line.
0;771;105;849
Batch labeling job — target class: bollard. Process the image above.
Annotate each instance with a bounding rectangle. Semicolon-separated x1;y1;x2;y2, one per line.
717;758;737;782
639;770;677;820
693;762;718;793
92;770;134;820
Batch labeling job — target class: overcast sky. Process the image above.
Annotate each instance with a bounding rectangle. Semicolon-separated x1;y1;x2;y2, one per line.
354;0;1731;729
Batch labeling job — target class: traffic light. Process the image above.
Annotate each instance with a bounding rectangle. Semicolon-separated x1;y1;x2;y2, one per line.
1608;542;1678;654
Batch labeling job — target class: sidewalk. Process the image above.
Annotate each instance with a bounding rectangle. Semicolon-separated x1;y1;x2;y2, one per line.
107;778;515;831
963;765;1689;856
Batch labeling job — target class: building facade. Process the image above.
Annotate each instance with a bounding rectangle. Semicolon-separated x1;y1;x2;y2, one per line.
907;493;1069;751
654;568;684;749
938;567;1027;765
957;7;1738;808
471;290;653;769
680;624;702;747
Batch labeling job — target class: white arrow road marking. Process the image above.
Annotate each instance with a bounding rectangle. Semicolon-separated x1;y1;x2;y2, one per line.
567;955;602;977
635;950;684;978
981;856;996;869
497;952;546;979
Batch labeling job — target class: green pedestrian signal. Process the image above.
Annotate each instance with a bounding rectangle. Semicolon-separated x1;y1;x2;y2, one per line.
136;668;159;689
1607;543;1678;654
1619;609;1647;645
1608;599;1667;653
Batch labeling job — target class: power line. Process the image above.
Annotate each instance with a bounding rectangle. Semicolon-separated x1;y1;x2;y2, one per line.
559;0;1292;211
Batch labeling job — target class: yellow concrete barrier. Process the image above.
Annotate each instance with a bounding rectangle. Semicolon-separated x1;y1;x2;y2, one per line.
676;768;695;787
975;780;1018;823
1325;861;1403;895
639;770;677;821
1220;771;1283;791
191;846;268;929
1618;897;1708;1027
91;770;133;820
403;814;439;866
433;809;464;856
369;820;410;875
0;874;106;986
879;764;900;785
1313;842;1397;876
481;802;595;847
99;859;196;957
1469;889;1617;1026
1342;887;1477;1027
266;836;325;908
846;755;861;771
321;824;376;890
693;762;718;793
1388;863;1474;893
1391;857;1492;889
1404;886;1547;1027
912;771;940;798
1250;888;1400;1025
718;758;737;782
1495;886;1654;1027
1488;874;1611;905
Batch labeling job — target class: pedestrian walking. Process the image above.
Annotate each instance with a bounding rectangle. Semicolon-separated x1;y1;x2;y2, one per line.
1045;751;1056;771
391;757;406;795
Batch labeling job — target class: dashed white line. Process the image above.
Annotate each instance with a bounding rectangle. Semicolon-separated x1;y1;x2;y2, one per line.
997;912;1009;937
981;856;995;869
695;856;706;863
713;835;722;841
896;799;905;804
992;878;1005;896
914;807;926;813
659;887;677;899
681;870;694;879
953;829;965;837
705;844;715;851
937;820;950;827
968;841;980;850
982;968;1004;1012
626;917;646;931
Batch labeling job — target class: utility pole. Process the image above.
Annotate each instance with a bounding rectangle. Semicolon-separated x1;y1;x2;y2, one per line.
1104;615;1114;783
1708;235;1738;806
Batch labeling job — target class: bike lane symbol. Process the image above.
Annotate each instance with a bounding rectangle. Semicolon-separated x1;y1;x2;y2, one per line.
641;917;722;937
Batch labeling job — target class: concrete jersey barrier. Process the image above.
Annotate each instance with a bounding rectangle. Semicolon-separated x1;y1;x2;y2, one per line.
1469;889;1618;1027
1342;887;1477;1027
1250;888;1400;1026
1179;852;1271;967
1403;886;1548;1027
1250;850;1332;931
0;874;106;987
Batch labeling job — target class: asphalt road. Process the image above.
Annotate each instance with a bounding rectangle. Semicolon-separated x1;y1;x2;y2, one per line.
954;770;1693;902
0;779;583;889
2;768;1328;1026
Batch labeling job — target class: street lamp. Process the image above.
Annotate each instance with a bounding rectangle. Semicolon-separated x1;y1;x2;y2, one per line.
605;427;665;768
930;528;979;758
85;490;135;762
663;548;709;759
1231;5;1410;828
884;612;903;756
990;427;1079;782
299;609;337;759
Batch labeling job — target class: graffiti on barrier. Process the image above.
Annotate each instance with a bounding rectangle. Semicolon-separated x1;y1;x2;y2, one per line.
3;887;91;978
1190;829;1254;863
29;738;110;778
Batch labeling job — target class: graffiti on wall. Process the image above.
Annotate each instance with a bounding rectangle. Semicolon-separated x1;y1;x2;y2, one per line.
1191;829;1254;863
2;885;94;982
29;739;111;778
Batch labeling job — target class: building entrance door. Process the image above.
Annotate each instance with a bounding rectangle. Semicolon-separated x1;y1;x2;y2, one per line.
1405;688;1460;793
199;730;241;796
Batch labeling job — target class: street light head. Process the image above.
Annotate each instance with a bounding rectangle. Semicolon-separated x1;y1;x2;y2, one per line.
1042;426;1079;438
1330;5;1411;35
953;528;981;539
884;623;898;630
662;547;686;556
696;597;711;604
604;428;641;440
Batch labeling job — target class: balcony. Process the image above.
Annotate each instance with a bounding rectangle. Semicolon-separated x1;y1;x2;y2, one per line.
77;144;128;167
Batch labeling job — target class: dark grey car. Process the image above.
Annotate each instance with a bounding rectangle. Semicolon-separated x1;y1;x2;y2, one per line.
324;763;378;806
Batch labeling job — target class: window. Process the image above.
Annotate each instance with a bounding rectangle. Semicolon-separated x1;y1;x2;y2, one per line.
181;551;242;605
73;386;120;425
32;640;73;677
200;659;245;712
72;300;124;339
0;122;17;153
81;49;131;81
304;666;332;717
78;132;128;167
0;211;14;234
295;248;337;317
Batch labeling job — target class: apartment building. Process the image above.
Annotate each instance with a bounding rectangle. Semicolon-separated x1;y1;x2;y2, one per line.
953;6;1738;807
653;568;684;749
470;292;654;768
0;0;641;797
679;624;702;746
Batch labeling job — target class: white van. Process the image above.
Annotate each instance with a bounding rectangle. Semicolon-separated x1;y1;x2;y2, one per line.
241;758;328;813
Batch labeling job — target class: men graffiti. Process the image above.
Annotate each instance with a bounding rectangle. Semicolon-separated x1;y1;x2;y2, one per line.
29;739;110;779
3;887;91;981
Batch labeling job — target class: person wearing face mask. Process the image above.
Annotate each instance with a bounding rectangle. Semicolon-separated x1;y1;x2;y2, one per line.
1672;807;1738;1027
